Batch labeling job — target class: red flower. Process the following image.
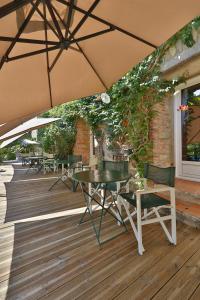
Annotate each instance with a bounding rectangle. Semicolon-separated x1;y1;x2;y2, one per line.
178;105;189;111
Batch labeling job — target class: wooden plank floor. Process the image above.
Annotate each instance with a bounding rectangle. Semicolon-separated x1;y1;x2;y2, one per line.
0;163;200;300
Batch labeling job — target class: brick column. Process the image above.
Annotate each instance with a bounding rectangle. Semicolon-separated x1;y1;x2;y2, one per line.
73;118;90;164
151;97;174;167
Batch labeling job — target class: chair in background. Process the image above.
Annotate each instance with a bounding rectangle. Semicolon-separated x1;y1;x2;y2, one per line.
119;164;176;255
49;155;83;191
41;158;57;174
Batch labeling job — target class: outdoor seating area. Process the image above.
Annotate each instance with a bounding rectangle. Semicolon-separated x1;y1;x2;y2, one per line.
1;1;200;299
0;163;200;299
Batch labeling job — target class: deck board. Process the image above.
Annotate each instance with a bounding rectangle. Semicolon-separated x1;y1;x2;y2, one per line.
0;163;200;300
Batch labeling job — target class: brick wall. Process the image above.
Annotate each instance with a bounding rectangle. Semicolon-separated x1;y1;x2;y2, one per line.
73;118;90;164
151;97;174;167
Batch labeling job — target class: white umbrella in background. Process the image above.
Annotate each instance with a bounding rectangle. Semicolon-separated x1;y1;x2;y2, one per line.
0;117;60;142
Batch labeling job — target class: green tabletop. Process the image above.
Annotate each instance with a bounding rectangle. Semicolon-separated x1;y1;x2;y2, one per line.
72;170;130;184
27;156;44;160
56;159;69;164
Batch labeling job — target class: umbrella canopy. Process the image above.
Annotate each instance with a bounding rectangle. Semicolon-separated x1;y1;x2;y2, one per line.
0;113;38;136
0;133;25;148
0;134;40;148
0;1;200;124
0;117;60;142
21;138;40;146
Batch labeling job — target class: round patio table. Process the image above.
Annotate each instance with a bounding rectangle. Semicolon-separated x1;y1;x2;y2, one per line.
73;169;130;245
26;156;44;173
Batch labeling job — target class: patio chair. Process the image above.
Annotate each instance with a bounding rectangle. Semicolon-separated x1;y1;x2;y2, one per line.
40;158;57;174
89;160;130;220
118;163;176;255
48;155;83;192
98;160;129;192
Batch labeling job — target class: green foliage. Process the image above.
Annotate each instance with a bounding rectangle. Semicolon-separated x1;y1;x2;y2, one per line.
166;16;200;48
38;120;76;159
39;96;122;159
0;146;18;161
107;51;183;174
39;16;200;172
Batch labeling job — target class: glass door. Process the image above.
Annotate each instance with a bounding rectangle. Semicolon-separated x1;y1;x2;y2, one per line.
181;83;200;179
182;83;200;161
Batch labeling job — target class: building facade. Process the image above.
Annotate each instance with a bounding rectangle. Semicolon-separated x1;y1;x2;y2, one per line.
152;29;200;181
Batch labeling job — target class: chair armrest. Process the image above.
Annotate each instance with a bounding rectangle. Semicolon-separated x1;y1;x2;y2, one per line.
128;177;146;184
136;185;173;195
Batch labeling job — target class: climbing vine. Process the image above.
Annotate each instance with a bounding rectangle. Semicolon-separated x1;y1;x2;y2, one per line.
39;16;200;169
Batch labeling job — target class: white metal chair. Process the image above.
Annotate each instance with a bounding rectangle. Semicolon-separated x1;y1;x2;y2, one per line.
118;164;176;255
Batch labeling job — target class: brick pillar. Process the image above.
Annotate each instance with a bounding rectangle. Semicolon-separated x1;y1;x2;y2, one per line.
73;118;90;164
151;97;174;167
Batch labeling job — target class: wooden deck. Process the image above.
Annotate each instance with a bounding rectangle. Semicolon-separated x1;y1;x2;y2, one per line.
0;163;200;300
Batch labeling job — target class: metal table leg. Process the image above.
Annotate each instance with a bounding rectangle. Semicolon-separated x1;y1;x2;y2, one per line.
79;182;127;245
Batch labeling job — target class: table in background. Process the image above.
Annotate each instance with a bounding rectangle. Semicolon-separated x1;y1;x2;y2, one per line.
25;156;44;173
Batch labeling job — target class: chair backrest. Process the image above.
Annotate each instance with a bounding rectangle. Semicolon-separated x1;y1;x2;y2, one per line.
144;164;175;187
89;155;98;167
67;155;82;166
98;160;129;173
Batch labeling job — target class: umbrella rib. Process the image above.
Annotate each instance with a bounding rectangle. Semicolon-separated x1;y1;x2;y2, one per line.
0;0;41;70
70;31;108;90
56;0;157;49
49;49;63;72
30;0;60;40
49;3;113;72
43;3;53;108
71;27;115;44
49;27;114;72
48;5;108;88
0;0;31;19
64;0;75;39
49;4;65;72
69;0;100;40
7;45;61;62
45;1;64;41
0;36;58;46
48;3;73;72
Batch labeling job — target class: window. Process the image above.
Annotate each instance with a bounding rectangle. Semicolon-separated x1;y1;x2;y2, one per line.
182;83;200;161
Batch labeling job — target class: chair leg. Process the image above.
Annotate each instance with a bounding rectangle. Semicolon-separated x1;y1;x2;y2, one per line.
153;208;173;244
136;194;144;255
170;189;176;245
120;198;138;237
143;208;148;219
120;196;145;254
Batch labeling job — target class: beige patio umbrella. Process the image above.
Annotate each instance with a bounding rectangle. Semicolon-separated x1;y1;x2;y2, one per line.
0;0;200;124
